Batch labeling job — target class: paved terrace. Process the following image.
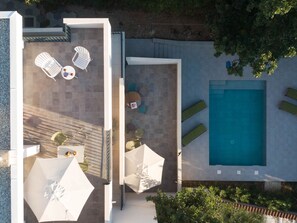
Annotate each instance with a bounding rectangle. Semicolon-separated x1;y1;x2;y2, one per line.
23;28;105;223
126;39;297;182
125;64;178;192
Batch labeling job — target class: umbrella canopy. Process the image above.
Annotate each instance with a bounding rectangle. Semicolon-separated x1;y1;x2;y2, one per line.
125;144;165;194
24;157;94;222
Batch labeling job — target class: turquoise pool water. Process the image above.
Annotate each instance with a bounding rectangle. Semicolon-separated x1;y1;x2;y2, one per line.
209;81;266;166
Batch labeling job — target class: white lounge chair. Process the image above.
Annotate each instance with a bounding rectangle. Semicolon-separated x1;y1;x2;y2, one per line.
35;52;62;81
72;46;92;71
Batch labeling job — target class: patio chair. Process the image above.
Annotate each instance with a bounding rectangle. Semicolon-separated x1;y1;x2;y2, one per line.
279;100;297;115
72;46;92;71
182;124;207;146
285;87;297;101
51;131;68;146
35;52;62;81
182;100;207;122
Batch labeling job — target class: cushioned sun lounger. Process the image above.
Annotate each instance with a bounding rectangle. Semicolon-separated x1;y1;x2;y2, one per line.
182;124;207;146
182;100;206;122
285;88;297;101
279;100;297;115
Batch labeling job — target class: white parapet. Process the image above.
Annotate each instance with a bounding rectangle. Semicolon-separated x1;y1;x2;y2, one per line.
23;145;40;158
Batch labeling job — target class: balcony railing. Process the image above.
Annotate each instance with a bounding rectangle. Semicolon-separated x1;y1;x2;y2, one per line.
23;25;71;42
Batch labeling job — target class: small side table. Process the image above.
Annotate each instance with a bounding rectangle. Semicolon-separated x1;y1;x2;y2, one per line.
61;66;76;80
125;92;141;109
57;145;84;162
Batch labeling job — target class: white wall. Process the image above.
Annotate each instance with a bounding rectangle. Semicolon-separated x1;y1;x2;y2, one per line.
7;11;24;223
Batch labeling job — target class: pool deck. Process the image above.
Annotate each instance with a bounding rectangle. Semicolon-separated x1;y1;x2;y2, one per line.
126;39;297;182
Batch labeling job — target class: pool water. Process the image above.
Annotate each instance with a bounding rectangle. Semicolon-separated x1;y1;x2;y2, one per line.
209;81;266;166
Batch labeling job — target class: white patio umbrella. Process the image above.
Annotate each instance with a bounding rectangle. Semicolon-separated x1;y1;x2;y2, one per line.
24;157;94;222
125;144;165;194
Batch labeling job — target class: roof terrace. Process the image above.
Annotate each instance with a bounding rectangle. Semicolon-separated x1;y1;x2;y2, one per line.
23;26;108;222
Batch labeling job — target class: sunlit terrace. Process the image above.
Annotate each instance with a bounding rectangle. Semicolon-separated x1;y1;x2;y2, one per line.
23;28;106;223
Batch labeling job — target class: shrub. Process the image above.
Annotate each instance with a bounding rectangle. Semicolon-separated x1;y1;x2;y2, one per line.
147;186;263;223
205;184;297;212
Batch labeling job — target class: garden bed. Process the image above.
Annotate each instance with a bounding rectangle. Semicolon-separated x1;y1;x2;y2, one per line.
182;181;297;212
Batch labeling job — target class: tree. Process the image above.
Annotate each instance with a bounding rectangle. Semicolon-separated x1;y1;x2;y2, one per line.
206;0;297;77
146;186;263;223
25;0;39;4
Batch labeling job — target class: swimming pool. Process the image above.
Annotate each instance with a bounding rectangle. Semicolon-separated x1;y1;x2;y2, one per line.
209;80;266;166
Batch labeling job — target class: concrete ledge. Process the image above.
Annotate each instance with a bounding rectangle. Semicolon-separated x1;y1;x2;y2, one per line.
23;145;40;158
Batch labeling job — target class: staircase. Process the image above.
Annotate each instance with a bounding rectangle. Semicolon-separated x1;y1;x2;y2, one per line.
153;39;182;58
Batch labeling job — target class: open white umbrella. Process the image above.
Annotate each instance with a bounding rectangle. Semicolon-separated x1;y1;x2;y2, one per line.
125;144;165;194
24;157;94;222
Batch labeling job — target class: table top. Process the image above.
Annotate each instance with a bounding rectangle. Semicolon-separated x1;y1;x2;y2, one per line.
61;65;76;80
57;145;84;162
125;91;141;108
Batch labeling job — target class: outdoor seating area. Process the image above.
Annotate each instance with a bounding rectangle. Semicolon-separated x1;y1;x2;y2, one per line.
23;27;106;222
35;46;91;81
125;64;178;192
182;100;207;146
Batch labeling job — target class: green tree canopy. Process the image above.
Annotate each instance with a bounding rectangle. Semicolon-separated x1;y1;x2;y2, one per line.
207;0;297;77
146;186;263;223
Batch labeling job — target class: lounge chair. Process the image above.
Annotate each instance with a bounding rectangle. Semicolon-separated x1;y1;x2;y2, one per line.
35;52;62;81
182;100;207;122
182;124;207;146
279;100;297;115
285;88;297;101
72;46;92;71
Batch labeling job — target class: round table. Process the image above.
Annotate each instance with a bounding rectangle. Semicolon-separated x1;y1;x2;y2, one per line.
61;66;76;80
125;91;141;109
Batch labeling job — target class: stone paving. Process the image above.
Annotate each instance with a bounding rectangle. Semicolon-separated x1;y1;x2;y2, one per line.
126;39;297;183
23;28;105;223
125;64;178;192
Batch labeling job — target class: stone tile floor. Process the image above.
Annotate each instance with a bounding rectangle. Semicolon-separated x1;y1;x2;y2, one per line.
125;64;178;192
23;28;105;223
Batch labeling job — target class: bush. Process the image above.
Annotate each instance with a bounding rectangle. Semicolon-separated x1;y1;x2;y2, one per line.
208;184;297;212
24;0;207;15
146;186;263;223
